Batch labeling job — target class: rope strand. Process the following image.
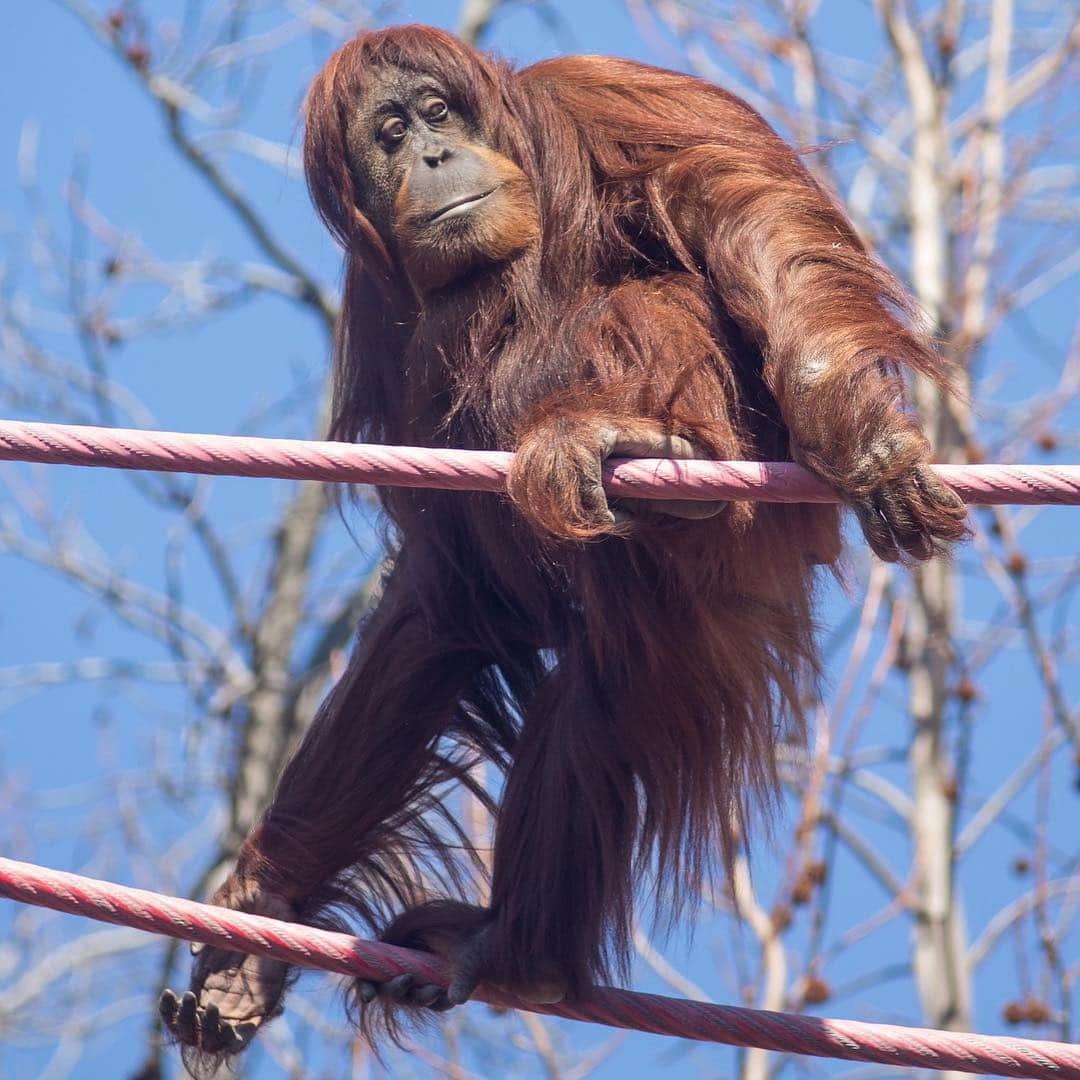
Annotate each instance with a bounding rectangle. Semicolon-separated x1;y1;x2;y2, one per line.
1;418;1078;504
2;421;1079;1071
2;857;1078;1077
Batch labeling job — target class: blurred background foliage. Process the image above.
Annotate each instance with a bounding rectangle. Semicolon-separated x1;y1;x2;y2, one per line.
0;2;1078;1077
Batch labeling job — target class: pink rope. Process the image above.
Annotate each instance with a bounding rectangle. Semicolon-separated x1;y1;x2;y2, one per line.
1;857;1078;1076
1;418;1078;504
2;420;1078;1069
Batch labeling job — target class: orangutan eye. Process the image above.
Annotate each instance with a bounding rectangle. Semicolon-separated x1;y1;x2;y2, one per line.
422;98;449;123
378;117;407;146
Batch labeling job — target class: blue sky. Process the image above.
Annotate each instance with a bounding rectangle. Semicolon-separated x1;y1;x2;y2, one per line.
1;2;1078;1078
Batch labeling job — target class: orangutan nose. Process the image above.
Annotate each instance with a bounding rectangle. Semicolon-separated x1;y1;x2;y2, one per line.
422;146;452;168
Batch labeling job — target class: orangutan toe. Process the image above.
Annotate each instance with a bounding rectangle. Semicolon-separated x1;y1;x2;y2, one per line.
159;988;259;1056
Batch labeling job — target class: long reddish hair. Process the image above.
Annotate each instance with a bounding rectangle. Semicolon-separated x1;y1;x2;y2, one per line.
287;25;948;1005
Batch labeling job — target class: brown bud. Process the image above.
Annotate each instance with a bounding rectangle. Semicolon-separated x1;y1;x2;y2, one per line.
1036;431;1058;453
106;10;125;32
126;43;150;70
1003;1001;1025;1025
805;860;827;886
802;976;830;1006
771;904;793;933
791;878;813;906
942;776;959;802
953;677;979;703
1007;551;1028;576
102;256;122;278
1026;999;1051;1024
1012;855;1030;876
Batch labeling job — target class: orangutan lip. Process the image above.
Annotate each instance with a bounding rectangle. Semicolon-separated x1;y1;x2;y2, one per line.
427;187;497;223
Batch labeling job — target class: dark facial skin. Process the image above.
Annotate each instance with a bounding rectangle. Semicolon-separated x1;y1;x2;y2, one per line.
346;69;480;230
346;67;540;293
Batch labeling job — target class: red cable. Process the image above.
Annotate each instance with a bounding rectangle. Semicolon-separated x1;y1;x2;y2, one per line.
2;857;1077;1077
3;419;1079;1071
1;418;1079;504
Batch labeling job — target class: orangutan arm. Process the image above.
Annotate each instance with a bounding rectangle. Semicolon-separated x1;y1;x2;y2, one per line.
656;134;968;562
